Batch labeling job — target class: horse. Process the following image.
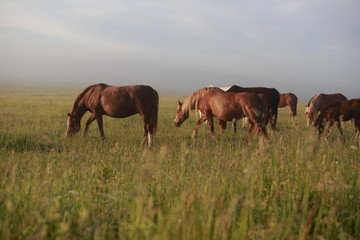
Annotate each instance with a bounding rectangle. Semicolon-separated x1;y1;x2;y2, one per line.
305;93;347;126
314;99;360;139
197;86;230;118
66;83;159;146
278;93;298;121
226;85;280;130
174;87;268;142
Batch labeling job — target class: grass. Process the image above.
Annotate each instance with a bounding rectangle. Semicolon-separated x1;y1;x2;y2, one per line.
0;85;359;239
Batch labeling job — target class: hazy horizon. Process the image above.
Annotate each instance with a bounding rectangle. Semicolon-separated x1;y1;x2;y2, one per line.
1;0;360;102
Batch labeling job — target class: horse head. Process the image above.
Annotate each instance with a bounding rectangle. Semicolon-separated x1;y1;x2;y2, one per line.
174;101;189;127
66;112;81;137
305;105;316;126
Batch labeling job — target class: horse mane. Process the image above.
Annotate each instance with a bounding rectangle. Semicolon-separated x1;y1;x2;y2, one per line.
307;93;322;113
306;94;319;107
182;87;224;114
71;83;108;113
312;94;323;110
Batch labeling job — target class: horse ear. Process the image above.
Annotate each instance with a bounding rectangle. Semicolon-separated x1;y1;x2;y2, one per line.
178;101;183;106
67;113;72;117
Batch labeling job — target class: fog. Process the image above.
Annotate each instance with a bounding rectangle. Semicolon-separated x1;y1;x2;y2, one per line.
1;0;360;101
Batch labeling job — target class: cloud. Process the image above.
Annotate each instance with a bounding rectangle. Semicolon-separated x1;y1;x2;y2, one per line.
279;1;305;12
0;1;148;54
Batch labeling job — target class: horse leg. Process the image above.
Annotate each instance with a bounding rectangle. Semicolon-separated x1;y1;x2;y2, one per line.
266;109;277;130
274;109;278;130
335;120;344;140
82;114;96;137
290;110;294;122
192;115;207;138
219;120;227;134
233;119;237;133
260;126;268;142
147;121;156;147
140;114;155;146
268;113;277;130
207;117;216;140
325;119;335;137
353;118;360;139
96;115;105;139
142;124;149;146
245;121;255;143
242;117;248;129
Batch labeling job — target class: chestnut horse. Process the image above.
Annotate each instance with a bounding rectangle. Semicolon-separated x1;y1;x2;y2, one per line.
314;99;360;139
66;83;159;146
305;93;347;126
278;93;298;120
226;85;280;130
174;87;268;142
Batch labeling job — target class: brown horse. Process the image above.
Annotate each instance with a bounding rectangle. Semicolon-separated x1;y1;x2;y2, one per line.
174;87;268;142
305;93;347;126
278;93;298;120
226;85;280;130
66;83;159;146
314;99;360;139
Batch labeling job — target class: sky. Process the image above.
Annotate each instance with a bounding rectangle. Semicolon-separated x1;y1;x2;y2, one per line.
1;0;360;101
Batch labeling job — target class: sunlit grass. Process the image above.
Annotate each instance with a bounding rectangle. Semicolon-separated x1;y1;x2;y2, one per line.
0;86;359;239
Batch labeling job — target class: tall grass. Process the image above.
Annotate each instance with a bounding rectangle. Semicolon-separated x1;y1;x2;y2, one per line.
0;86;359;239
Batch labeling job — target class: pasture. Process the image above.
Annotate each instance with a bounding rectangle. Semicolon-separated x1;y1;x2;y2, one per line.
0;85;359;239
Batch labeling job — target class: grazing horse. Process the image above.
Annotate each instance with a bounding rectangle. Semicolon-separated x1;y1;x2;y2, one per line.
197;86;230;118
305;93;347;126
314;99;360;139
226;85;280;130
278;93;298;120
66;83;159;146
174;87;268;142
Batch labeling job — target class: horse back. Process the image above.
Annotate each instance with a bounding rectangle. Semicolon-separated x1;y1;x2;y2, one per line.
339;99;360;120
315;93;347;111
231;92;264;119
227;85;280;108
96;85;158;118
204;91;255;120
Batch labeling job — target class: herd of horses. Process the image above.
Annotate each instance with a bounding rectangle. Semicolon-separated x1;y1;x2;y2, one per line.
66;83;360;146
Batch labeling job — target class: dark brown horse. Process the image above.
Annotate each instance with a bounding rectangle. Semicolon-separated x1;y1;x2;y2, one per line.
305;93;347;126
174;87;268;142
66;83;159;146
314;99;360;139
226;85;280;130
278;93;298;120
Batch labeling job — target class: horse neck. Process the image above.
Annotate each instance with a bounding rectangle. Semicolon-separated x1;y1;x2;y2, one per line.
183;87;216;111
182;97;193;116
71;100;87;122
183;94;197;112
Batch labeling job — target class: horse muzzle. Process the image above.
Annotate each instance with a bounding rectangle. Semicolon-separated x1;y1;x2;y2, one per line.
174;120;183;127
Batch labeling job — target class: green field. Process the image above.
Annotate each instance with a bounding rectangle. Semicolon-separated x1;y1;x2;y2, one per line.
0;85;359;239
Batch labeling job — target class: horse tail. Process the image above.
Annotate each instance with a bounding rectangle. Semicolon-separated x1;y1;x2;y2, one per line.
293;94;298;116
258;93;268;126
271;89;280;128
150;88;159;135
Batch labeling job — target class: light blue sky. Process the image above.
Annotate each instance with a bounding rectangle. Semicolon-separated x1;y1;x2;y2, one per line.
1;0;359;100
